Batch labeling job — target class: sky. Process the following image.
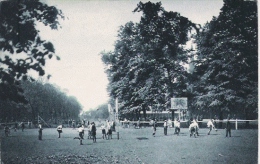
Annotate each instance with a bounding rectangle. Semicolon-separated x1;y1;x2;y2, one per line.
37;0;224;111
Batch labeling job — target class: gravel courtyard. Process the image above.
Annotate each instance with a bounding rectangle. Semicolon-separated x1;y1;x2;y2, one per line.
1;126;258;164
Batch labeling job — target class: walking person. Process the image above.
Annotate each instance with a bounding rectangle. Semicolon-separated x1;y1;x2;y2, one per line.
91;122;97;143
57;125;63;138
207;119;217;135
226;118;231;137
163;120;168;135
38;122;43;140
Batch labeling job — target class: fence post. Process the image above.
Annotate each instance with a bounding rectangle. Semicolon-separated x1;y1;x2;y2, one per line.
235;119;238;130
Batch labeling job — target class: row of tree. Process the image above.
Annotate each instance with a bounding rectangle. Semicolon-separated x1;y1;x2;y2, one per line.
101;0;258;121
0;79;82;124
0;0;83;124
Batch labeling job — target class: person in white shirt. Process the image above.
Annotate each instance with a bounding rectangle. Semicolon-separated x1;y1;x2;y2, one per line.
87;123;92;139
207;119;217;135
74;125;84;145
100;123;107;139
189;120;199;137
107;121;112;139
163;120;168;135
174;119;181;135
57;125;62;138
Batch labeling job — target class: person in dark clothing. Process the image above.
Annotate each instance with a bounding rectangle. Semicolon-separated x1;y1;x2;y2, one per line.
226;118;231;137
91;122;97;143
38;122;43;140
163;120;168;135
21;122;25;132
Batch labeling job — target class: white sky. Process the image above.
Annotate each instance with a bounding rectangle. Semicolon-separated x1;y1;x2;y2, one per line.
37;0;223;111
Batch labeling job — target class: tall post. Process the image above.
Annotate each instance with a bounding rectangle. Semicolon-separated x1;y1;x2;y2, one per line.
235;119;238;130
115;98;119;140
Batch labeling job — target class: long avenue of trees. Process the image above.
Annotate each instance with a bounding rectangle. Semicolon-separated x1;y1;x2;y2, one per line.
101;1;258;121
0;0;82;124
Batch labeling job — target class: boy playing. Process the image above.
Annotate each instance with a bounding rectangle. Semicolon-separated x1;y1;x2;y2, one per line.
57;125;62;138
207;119;217;135
74;125;84;145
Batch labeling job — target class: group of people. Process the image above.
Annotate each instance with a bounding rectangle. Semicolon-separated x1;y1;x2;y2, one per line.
149;117;232;138
52;120;115;145
3;122;26;137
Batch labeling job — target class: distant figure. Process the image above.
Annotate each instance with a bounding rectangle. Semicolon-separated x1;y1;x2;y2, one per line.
163;120;168;135
100;123;107;139
88;123;92;139
57;125;63;138
168;119;172;128
72;120;76;129
107;121;112;139
21;122;25;132
226;118;231;137
91;122;97;143
152;119;157;137
207;119;217;135
14;121;18;132
137;119;140;129
174;119;181;135
4;124;10;137
38;122;43;140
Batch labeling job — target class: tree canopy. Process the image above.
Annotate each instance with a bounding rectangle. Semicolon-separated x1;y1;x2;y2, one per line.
0;0;63;103
193;0;257;119
101;2;197;116
102;0;257;120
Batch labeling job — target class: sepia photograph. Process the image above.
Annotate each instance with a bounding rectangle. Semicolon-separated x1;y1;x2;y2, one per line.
0;0;258;163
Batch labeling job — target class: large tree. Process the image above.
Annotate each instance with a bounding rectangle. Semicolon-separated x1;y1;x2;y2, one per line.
193;0;257;120
102;2;197;119
0;0;63;103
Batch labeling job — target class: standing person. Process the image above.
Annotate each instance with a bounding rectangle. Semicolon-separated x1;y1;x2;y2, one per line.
72;120;76;129
163;120;168;135
107;121;112;139
174;119;181;135
207;119;217;135
137;119;140;129
38;122;43;140
152;119;157;137
14;121;18;132
4;124;10;137
213;115;218;128
57;125;63;138
87;123;92;139
168;119;172;128
100;123;107;139
21;122;25;132
74;125;84;145
226;118;231;137
91;122;97;143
